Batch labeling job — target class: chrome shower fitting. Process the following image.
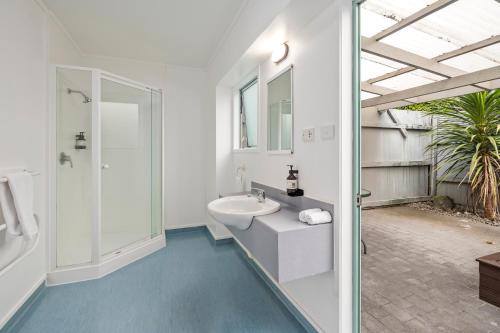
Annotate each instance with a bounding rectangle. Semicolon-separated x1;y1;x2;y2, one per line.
67;88;92;103
59;152;73;168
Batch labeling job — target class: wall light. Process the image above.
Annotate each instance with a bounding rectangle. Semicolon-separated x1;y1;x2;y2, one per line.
271;42;289;64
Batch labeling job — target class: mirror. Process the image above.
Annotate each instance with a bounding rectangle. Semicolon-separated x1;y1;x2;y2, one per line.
267;66;293;152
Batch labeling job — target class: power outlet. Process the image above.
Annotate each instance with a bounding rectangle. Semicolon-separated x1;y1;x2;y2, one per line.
302;128;315;142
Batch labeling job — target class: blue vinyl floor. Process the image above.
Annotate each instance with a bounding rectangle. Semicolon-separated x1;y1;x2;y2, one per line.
16;230;306;333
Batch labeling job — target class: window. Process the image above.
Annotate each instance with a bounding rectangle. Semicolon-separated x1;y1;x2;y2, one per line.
235;77;258;149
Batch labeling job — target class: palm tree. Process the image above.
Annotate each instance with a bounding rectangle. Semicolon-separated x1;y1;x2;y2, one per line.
409;90;500;220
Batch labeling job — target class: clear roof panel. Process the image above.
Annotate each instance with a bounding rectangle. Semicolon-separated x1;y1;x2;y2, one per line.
361;52;406;81
360;8;394;38
361;58;394;81
477;44;500;65
361;0;500;103
442;52;499;72
361;91;379;100
375;71;440;91
362;52;406;70
362;0;436;22
381;26;458;59
410;0;500;46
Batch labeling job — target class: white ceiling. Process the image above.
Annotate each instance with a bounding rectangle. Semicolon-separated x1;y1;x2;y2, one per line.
42;0;246;67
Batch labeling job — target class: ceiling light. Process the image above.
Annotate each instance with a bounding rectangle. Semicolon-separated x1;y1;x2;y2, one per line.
271;43;289;64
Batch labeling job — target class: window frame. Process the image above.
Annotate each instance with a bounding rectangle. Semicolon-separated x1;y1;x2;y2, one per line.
233;72;260;152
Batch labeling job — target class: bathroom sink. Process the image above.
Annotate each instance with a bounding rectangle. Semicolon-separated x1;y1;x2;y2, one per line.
208;195;280;230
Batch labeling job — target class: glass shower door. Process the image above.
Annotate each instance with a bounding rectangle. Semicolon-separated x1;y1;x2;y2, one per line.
100;78;154;255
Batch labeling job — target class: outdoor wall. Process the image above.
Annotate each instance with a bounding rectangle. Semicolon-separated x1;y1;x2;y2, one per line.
360;107;472;208
437;182;470;206
361;109;433;207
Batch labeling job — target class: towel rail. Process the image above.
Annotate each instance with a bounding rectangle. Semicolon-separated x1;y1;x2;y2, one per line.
0;170;40;183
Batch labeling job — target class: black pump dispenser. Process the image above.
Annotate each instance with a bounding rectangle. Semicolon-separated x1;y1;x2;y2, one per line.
286;165;299;195
75;132;87;150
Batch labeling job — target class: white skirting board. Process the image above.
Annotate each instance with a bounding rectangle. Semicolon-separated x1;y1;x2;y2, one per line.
0;276;45;330
232;237;323;333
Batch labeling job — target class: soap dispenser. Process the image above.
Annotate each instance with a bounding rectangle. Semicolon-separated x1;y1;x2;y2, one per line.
286;165;299;195
75;132;87;150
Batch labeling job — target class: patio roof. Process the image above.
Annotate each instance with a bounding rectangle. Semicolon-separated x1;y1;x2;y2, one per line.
361;0;500;111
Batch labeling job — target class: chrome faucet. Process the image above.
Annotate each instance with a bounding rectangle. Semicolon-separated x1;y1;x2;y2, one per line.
250;188;266;203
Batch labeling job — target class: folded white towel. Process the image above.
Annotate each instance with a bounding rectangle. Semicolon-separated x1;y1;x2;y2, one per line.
6;172;38;239
305;211;332;225
299;208;322;222
0;181;22;236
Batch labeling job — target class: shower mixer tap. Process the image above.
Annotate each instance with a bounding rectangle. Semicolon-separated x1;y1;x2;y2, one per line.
59;152;73;168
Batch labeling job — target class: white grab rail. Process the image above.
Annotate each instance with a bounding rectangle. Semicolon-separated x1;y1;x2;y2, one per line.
0;170;40;183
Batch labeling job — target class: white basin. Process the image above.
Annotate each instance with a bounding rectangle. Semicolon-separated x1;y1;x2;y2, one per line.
208;195;280;230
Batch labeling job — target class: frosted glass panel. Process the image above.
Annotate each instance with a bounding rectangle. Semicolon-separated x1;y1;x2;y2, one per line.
101;102;139;149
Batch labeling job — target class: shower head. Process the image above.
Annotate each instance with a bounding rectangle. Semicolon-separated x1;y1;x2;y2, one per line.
67;88;92;103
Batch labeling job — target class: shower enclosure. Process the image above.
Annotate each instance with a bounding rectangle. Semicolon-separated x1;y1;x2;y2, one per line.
48;65;164;284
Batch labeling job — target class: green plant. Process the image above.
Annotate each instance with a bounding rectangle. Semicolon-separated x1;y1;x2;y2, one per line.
405;91;500;220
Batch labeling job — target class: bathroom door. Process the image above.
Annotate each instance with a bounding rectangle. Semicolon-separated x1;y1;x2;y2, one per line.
100;77;153;255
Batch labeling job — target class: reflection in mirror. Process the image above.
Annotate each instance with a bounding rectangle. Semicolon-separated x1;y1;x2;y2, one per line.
267;66;293;152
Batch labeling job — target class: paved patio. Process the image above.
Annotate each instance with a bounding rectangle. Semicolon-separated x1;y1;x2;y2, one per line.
362;206;500;333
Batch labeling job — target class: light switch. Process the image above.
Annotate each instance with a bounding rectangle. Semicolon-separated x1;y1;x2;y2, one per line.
302;128;315;142
320;124;335;141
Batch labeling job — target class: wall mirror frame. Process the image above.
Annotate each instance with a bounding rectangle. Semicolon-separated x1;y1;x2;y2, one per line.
267;65;293;154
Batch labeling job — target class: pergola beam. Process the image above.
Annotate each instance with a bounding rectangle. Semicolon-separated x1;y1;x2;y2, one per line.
435;34;500;62
361;82;416;104
362;37;491;90
365;35;500;85
362;86;484;112
370;0;458;41
362;65;500;108
363;37;466;78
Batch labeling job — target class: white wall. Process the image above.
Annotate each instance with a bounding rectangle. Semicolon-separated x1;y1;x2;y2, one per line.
47;12;82;65
163;66;208;229
0;0;91;327
0;0;48;327
230;8;340;203
205;0;292;239
81;55;167;90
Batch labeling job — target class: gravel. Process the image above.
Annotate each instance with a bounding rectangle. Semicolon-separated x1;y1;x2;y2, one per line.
407;201;500;227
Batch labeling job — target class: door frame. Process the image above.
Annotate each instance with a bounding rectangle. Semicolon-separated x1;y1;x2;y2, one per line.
352;1;364;332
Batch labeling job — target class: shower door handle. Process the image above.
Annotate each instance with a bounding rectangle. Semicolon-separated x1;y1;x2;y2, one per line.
102;164;110;170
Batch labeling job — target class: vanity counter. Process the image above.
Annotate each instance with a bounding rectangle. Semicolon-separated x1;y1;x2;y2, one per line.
221;184;333;283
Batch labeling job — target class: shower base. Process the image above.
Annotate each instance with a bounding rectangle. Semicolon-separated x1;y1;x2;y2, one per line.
47;234;165;286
